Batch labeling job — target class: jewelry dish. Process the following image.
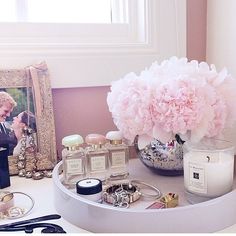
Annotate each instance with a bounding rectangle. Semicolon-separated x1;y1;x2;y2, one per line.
52;158;236;233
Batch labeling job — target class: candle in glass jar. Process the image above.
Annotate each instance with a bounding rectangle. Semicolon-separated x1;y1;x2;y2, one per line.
184;151;234;197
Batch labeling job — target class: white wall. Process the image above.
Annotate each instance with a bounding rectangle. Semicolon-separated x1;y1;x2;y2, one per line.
207;0;236;151
206;0;236;77
0;0;186;88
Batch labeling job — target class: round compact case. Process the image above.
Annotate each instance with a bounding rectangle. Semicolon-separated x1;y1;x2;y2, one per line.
76;178;102;202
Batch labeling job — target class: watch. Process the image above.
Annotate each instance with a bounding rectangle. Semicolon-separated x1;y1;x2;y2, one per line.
102;183;141;208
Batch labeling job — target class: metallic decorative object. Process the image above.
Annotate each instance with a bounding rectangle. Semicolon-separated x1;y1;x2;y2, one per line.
146;192;179;209
134;135;184;176
159;193;179;208
103;183;141;208
32;171;44;180
18;169;26;177
17;161;25;170
25;171;33;178
10;127;54;180
43;170;53;178
103;180;162;208
17;127;37;178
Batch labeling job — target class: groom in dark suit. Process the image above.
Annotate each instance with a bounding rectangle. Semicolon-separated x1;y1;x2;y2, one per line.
0;122;17;153
0;91;17;188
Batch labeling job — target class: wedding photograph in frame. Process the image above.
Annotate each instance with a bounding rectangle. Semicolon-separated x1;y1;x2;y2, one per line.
0;62;57;177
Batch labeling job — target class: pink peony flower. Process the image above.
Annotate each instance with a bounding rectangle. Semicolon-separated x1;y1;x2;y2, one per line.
107;57;236;147
107;73;153;142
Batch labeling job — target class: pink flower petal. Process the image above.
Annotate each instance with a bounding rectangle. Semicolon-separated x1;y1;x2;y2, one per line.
107;56;236;144
138;134;153;150
153;124;173;143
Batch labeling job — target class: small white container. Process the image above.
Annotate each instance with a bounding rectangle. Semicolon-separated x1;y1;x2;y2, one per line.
76;178;102;202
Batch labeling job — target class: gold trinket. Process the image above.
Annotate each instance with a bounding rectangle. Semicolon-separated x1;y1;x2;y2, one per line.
159;193;179;208
0;191;14;215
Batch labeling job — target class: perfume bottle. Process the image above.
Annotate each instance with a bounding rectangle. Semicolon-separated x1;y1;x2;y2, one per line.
62;134;86;188
105;131;129;180
85;134;109;182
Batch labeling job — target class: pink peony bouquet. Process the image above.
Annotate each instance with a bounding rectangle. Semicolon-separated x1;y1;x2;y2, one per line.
107;57;236;149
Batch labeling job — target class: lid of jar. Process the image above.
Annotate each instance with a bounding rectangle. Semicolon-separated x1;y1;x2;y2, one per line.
184;138;234;152
62;134;84;147
105;131;123;141
76;178;102;195
85;134;106;145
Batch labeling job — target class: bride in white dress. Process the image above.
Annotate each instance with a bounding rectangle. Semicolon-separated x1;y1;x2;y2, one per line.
11;111;37;156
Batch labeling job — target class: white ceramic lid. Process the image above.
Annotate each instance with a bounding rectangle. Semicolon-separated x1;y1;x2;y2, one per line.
62;134;84;147
105;131;123;141
85;134;106;145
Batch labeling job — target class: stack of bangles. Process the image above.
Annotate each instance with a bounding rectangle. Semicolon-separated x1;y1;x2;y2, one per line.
0;191;34;219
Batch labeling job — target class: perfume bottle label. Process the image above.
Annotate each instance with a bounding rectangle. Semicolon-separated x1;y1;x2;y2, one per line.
111;151;126;167
91;156;106;171
188;162;207;194
66;159;83;174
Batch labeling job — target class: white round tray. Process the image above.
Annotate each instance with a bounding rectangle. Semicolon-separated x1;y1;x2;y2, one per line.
52;159;236;233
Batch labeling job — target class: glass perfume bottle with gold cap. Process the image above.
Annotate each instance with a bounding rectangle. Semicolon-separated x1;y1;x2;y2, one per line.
62;134;86;188
105;131;129;180
85;134;109;182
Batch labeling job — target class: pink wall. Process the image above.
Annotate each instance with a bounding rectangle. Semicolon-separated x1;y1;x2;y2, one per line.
52;86;116;157
52;0;207;158
187;0;207;61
